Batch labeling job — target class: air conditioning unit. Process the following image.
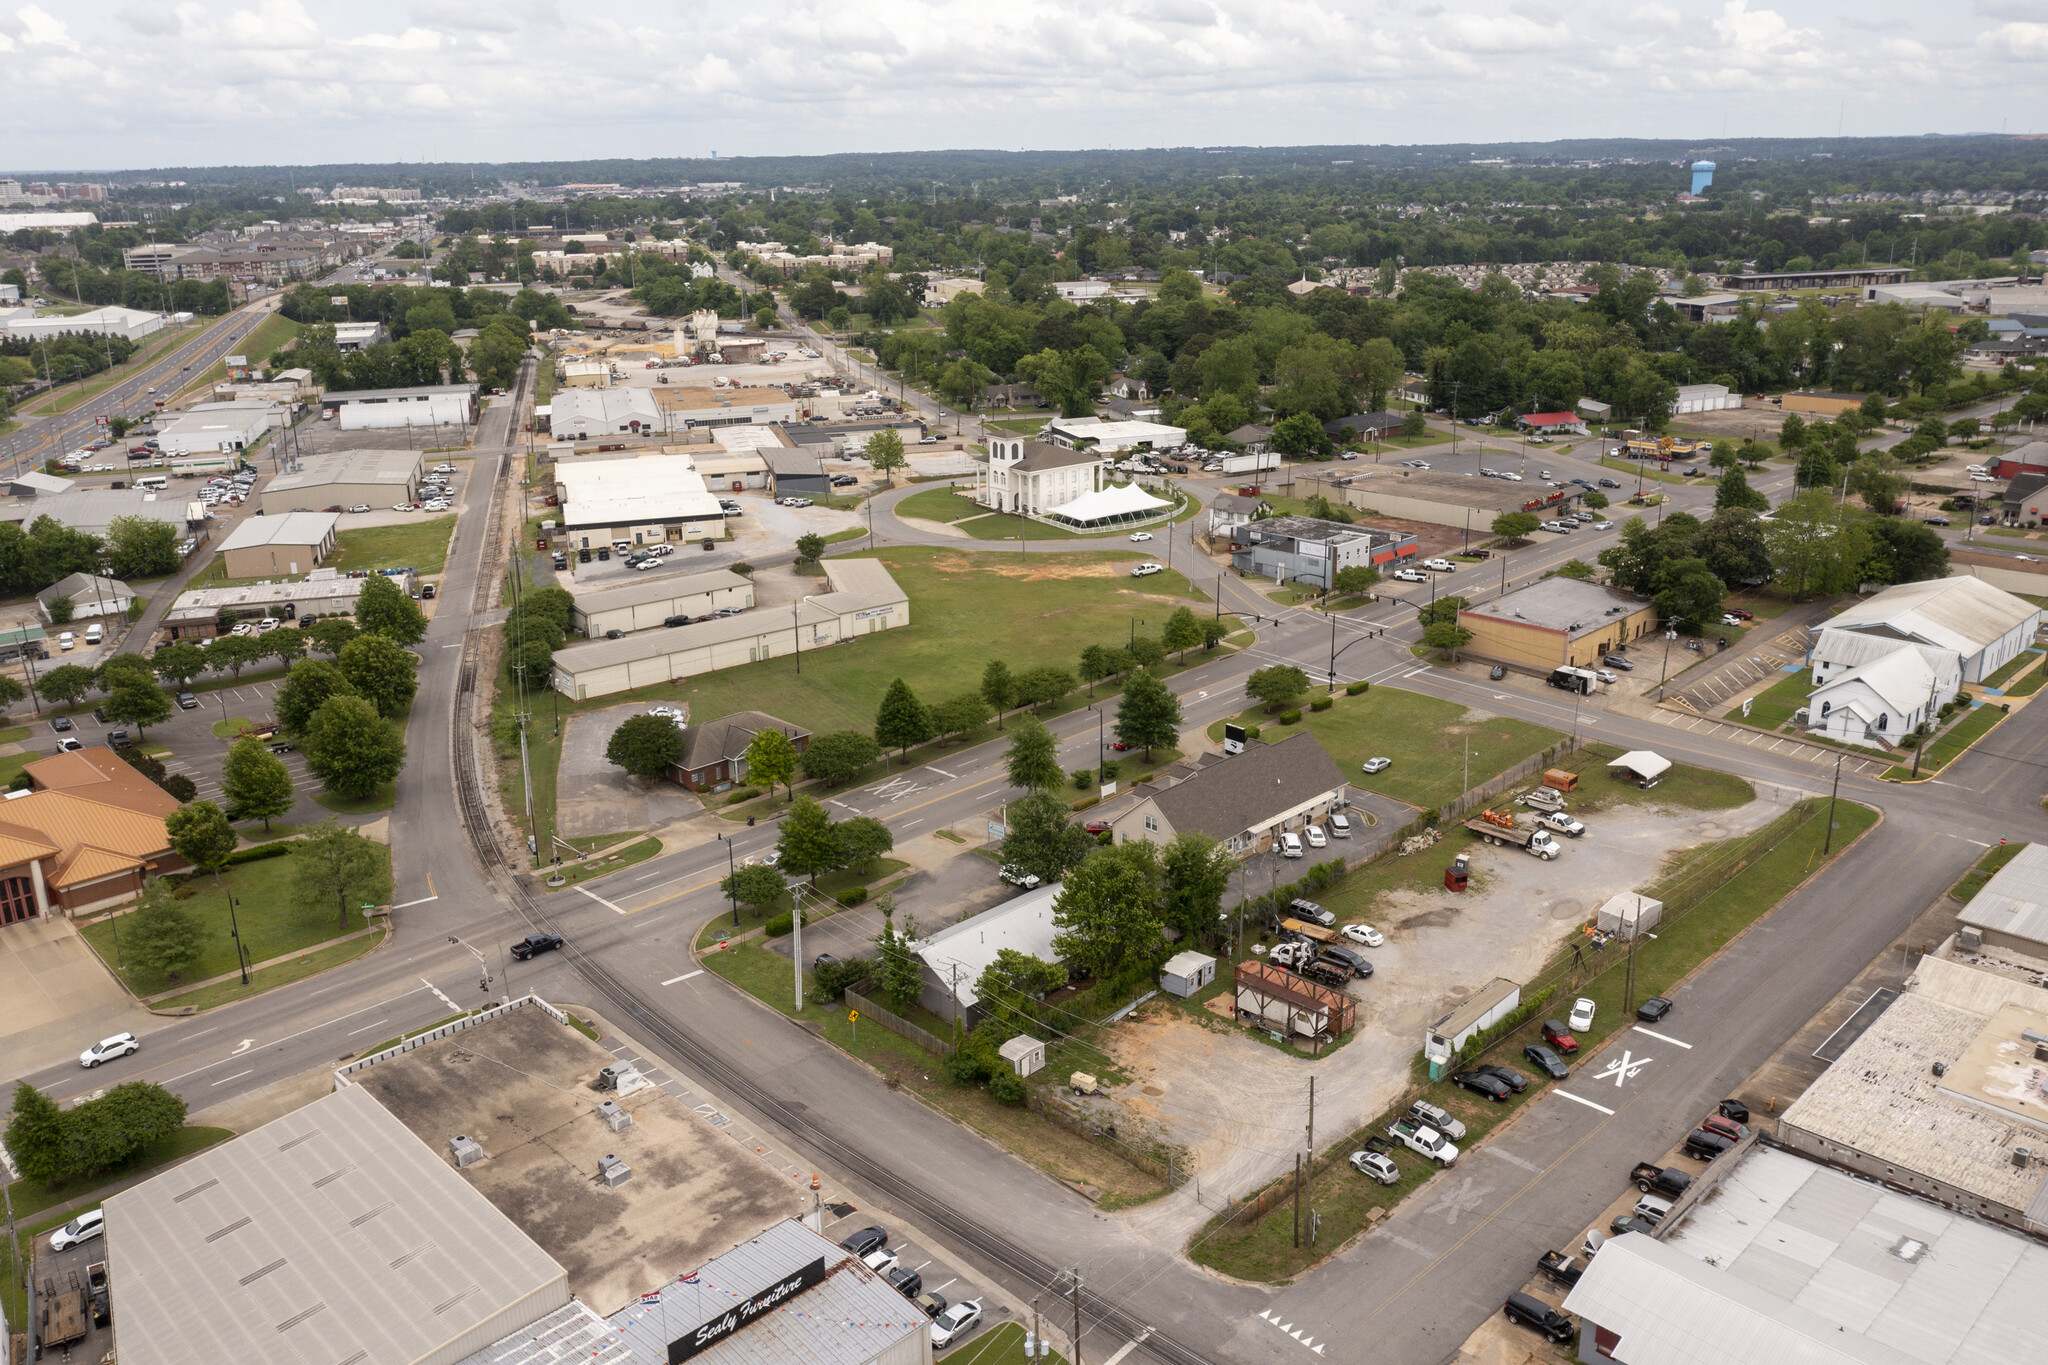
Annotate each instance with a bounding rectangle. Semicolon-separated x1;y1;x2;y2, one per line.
1959;927;1984;951
2014;1147;2033;1170
598;1152;632;1187
1931;1061;1948;1077
597;1100;631;1132
448;1135;484;1167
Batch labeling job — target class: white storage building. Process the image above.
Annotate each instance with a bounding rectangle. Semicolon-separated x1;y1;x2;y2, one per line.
552;454;725;545
1821;575;2043;684
1670;383;1742;414
322;383;477;431
548;387;660;439
568;568;755;637
155;402;280;455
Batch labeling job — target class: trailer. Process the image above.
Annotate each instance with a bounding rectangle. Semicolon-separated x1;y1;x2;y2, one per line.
1215;450;1279;476
40;1274;89;1349
1463;811;1562;859
1275;916;1339;945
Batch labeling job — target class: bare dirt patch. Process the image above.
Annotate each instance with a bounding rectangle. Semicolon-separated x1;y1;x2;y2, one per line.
924;552;1125;582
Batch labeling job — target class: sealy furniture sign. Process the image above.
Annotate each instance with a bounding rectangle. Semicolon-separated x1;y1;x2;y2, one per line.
666;1257;828;1363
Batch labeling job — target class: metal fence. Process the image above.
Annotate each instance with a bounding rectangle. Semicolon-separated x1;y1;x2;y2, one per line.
334;994;568;1085
1439;734;1585;823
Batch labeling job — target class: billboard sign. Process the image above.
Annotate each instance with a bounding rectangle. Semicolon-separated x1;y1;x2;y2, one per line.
666;1257;828;1363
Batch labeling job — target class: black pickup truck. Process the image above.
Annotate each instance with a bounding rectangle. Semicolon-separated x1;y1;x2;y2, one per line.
1631;1162;1694;1197
1537;1250;1586;1287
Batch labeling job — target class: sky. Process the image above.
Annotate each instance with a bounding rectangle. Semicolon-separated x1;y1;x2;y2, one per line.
2;0;2046;172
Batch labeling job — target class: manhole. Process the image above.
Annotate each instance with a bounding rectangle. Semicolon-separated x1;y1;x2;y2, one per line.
1141;1085;1164;1097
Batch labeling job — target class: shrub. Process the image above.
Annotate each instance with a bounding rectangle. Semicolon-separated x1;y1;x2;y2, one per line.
1346;680;1370;695
986;1067;1028;1106
1279;709;1302;725
763;908;810;937
224;842;292;866
724;787;762;806
1074;795;1100;810
836;885;868;907
810;957;872;1002
1072;768;1093;790
729;562;755;576
1310;696;1333;712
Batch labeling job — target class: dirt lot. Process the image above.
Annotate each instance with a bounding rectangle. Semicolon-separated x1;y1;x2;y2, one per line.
1669;405;1786;447
1104;789;1789;1246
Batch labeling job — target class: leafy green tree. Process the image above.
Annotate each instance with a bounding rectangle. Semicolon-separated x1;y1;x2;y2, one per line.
1708;440;1739;471
507;640;556;690
873;677;934;761
520;584;576;631
61;1081;189;1180
1422;619;1473;659
999;790;1096;885
166;801;239;883
1778;413;1807;449
1794;444;1840;490
743;725;799;803
1159;832;1233;941
837;815;894;872
123;878;206;982
1245;664;1309;713
290;819;392;930
1012;665;1076;712
1077;643;1118;695
1492;511;1540;541
981;658;1016;730
1115;668;1183;759
43;595;73;625
1864;517;1950;586
1552;559;1596;579
1692;510;1772;587
305;617;358;657
151;642;208;687
1128;636;1167;669
1653;557;1728;633
864;427;907;483
275;659;357;735
720;862;785;914
606;713;685;778
1270;412;1325;456
1330;565;1380;598
1400;410;1428;438
872;901;925;1014
1848;452;1908;516
105;673;171;732
5;1082;69;1186
1004;715;1064;793
337;633;418;718
794;532;827;566
503;608;564;654
102;515;180;580
302;694;406;800
221;738;295;830
1714;465;1769;513
1053;841;1165;980
798;730;879;786
975;947;1068;1022
1582;491;1609;509
1162;605;1204;660
355;573;427;645
204;631;267;678
931;691;991;741
36;662;98;707
776;796;843;885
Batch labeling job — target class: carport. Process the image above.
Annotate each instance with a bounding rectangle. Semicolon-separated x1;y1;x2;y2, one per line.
1607;750;1672;788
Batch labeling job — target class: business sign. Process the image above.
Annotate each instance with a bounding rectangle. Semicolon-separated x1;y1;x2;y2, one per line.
1741;697;1753;718
667;1257;828;1363
330;295;349;306
225;355;247;367
853;605;893;621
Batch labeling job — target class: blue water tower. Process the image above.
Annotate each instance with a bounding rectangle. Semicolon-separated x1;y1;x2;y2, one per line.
1690;161;1716;195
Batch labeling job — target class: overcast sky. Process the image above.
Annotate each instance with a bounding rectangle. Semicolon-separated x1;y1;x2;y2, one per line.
3;1;2045;172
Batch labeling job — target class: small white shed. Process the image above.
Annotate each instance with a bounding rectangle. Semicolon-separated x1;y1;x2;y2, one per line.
998;1034;1046;1077
1160;951;1217;999
1595;893;1664;940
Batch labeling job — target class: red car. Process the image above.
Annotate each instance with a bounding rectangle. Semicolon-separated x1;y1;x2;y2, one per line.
1082;819;1111;836
127;445;152;455
1110;740;1130;751
1723;607;1754;621
1699;1113;1749;1143
1540;1020;1580;1054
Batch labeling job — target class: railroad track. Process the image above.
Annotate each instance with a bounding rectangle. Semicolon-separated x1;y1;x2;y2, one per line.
444;361;1213;1365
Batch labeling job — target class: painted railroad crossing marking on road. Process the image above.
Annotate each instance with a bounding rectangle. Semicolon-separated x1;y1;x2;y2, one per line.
1424;1176;1495;1226
1591;1049;1653;1088
862;776;929;804
1255;1309;1326;1355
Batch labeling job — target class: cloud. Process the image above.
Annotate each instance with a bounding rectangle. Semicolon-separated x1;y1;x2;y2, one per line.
1972;0;2047;17
115;5;184;36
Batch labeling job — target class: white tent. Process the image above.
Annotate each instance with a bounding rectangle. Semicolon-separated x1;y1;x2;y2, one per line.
1608;750;1672;785
1044;481;1170;528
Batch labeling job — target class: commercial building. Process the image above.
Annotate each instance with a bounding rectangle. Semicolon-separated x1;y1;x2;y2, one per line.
1323;411;1407;442
1516;411;1590;434
652;384;802;429
103;1083;571;1365
976;437;1111;517
162;574;369;639
549;559;908;700
1717;266;1913;290
760;445;830;497
914;881;1063;1026
569;568;754;637
1108;733;1347;859
1820;575;2042;684
0;747;185;924
1671;383;1741;414
1999;465;2048;526
36;572;134;622
548;387;661;439
1338;468;1579;531
332;320;385;351
261;448;423;513
1042;415;1187;452
1228;514;1418;590
217;511;340;578
1458;578;1660;671
154;401;280;455
667;711;810;794
321;383;477;431
1669;292;1742;323
0;304;163;342
1953;841;2048;957
0;485;207;539
553;455;726;545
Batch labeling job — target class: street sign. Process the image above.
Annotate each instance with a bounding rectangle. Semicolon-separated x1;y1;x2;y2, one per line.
848;1010;859;1023
1100;781;1117;798
987;821;1005;839
1741;697;1753;718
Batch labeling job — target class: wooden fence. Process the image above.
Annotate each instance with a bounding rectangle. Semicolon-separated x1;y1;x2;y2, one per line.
844;983;953;1056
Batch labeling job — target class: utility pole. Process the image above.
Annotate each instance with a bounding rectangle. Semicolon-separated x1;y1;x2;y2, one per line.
1823;752;1844;855
1910;674;1939;778
1069;1268;1084;1365
1292;1151;1303;1247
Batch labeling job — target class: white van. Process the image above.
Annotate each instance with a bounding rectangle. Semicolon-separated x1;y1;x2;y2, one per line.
57;632;75;651
84;624;103;646
136;476;168;492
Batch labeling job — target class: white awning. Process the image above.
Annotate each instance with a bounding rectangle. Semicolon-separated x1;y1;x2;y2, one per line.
1045;482;1171;526
1607;750;1672;781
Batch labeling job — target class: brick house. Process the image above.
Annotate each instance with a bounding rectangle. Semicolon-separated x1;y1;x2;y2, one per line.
666;711;811;794
0;747;184;926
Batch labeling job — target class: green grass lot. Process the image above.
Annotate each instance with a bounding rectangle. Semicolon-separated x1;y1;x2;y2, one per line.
1207;685;1561;812
987;416;1052;434
693;859;910;948
2008;663;2048;697
314;781;397;814
1554;742;1757;813
1982;647;2043;691
1192;797;1876;1281
946;1323;1069;1365
1950;841;2023;903
543;836;663;887
1886;703;2007;780
820;526;869;546
900;489;1192;543
1598;457;1693;485
78;849;389;998
329;515;459;575
154;929;386;1011
895;485;987;522
0;725;28;744
1727;668;1811;728
176;313;302;400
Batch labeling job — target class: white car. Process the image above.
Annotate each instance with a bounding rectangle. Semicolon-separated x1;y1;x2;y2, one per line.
1499;470;1524;481
1569;996;1596;1032
1349;1150;1399;1184
1391;567;1428;583
1361;757;1392;774
1305;824;1327;848
1402;460;1431;470
1720;613;1745;627
1129;562;1163;577
1129;531;1153;542
1970;473;1995;482
1422;558;1455;572
1341;923;1384;947
80;1032;139;1068
1592;520;1614;530
861;1247;899;1276
930;1299;983;1349
1279;831;1304;858
999;864;1041;888
50;1209;104;1252
761;850;782;869
1594;669;1619;684
1964;464;1987;474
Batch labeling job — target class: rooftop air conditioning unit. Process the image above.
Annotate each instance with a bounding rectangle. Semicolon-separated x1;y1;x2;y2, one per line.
598;1152;632;1187
449;1135;484;1167
1931;1061;1948;1077
597;1100;631;1132
1960;927;1983;951
2014;1147;2033;1170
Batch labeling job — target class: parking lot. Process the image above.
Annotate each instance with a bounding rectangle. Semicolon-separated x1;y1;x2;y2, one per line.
817;1204;1004;1354
555;702;700;838
25;1208;114;1365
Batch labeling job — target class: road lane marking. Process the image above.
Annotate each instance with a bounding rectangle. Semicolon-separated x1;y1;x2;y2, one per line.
1590;1049;1652;1086
1553;1090;1615;1115
662;971;703;985
422;977;460;1010
578;885;628;914
1632;1026;1692;1049
1486;1147;1541;1173
924;766;955;780
345;1020;389;1036
390;895;440;909
211;1069;254;1086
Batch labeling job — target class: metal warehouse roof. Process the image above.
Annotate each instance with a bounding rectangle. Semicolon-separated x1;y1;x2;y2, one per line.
103;1084;567;1365
217;510;339;551
572;568;752;617
1956;842;2048;949
1828;577;2041;657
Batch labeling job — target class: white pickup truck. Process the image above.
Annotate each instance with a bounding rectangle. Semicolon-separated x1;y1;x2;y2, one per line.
1386;1116;1460;1167
1538;811;1586;837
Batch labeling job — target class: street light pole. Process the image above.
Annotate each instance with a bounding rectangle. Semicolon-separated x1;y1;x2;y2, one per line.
1086;703;1104;775
228;894;250;985
717;833;739;925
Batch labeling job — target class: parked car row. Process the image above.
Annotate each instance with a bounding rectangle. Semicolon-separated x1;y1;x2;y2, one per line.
837;1224;984;1350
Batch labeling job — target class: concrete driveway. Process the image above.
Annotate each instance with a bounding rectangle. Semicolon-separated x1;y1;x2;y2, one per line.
0;914;154;1085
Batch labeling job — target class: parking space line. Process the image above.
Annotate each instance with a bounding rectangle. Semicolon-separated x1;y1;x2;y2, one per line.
1553;1091;1615;1115
661;971;702;984
1632;1026;1691;1049
210;1069;254;1086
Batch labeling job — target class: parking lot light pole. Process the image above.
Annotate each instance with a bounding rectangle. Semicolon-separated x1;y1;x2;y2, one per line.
1086;703;1104;774
228;894;250;985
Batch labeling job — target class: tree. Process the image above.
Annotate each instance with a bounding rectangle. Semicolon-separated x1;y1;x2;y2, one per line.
302;694;406;799
1768;490;1873;597
123;877;206;981
864;427;907;483
1331;565;1380;598
35;663;97;707
1692;510;1773;587
743;726;799;802
291;819;391;930
103;515;180;580
1779;413;1808;450
520;583;576;631
1708;440;1739;471
1115;668;1183;759
1052;842;1165;981
507;639;556;689
1654;557;1728;634
976;948;1067;1020
837;815;894;872
104;673;171;732
1492;511;1540;541
165;801;239;883
1714;465;1770;513
1004;715;1064;793
1400;410;1428;438
794;532;827;567
355;573;427;645
504;607;565;653
1794;444;1840;490
1246;664;1309;712
1162;605;1204;660
1000;790;1096;884
1012;665;1076;713
1270;412;1325;456
1951;416;1980;444
606;713;685;779
1422;619;1473;659
798;730;879;786
204;631;267;678
1128;635;1166;669
721;862;785;914
776;796;842;885
221;738;295;830
873;677;934;761
1864;517;1951;586
1848;452;1908;516
1553;558;1597;580
337;633;418;718
1077;643;1118;695
305;618;358;657
981;659;1016;730
45;595;73;625
872;901;925;1013
152;642;208;687
5;1081;69;1186
1159;831;1232;941
276;659;357;735
1582;491;1609;509
931;691;991;741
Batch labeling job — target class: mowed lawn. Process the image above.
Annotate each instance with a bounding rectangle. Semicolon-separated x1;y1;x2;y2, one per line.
1207;685;1562;811
330;516;459;575
895;485;985;523
1729;667;1812;728
575;547;1230;735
